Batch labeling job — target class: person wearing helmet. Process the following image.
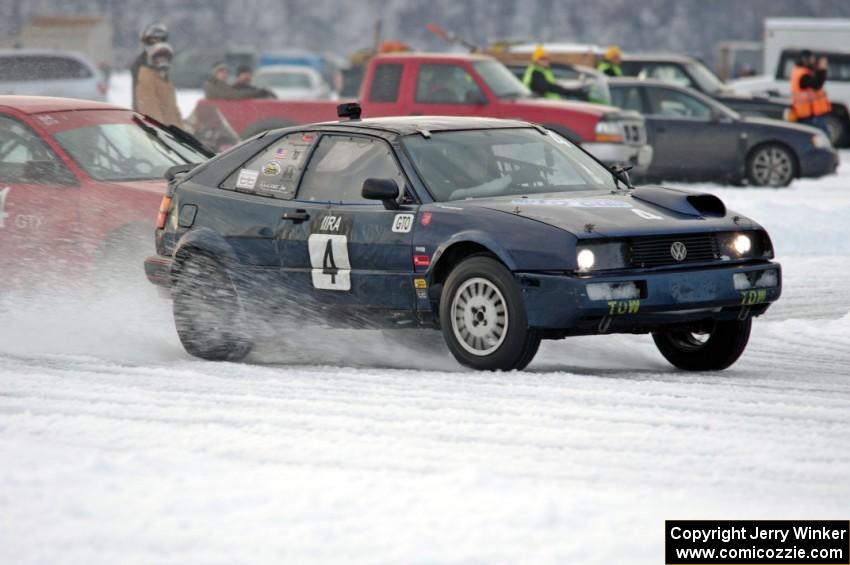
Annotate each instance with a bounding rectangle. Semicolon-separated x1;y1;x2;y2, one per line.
522;45;585;100
135;42;184;128
597;45;623;77
131;23;169;110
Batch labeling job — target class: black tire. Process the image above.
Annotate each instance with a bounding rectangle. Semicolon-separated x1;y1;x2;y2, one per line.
746;143;797;187
823;113;848;147
172;254;252;361
439;256;541;371
652;318;752;371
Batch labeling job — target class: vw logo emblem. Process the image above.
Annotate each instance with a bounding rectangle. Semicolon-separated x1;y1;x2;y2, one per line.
670;241;688;261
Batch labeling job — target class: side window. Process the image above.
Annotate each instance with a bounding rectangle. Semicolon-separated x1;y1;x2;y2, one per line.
0;115;74;184
297;135;405;203
416;64;485;104
610;86;646;113
369;63;402;103
828;54;850;82
220;132;316;199
647;88;712;119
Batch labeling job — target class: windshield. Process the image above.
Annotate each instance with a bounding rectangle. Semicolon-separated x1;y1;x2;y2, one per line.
403;128;617;202
472;60;530;99
256;72;312;89
52;113;208;182
686;61;726;94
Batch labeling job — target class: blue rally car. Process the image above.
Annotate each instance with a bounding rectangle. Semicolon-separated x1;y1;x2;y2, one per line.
145;106;781;371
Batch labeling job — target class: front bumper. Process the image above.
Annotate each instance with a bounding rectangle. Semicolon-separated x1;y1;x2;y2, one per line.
583;141;653;174
518;261;781;334
144;255;174;288
798;146;839;178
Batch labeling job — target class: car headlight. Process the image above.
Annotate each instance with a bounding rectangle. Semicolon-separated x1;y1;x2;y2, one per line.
733;234;751;255
812;133;832;149
594;120;625;143
577;249;596;272
718;231;772;260
576;242;629;272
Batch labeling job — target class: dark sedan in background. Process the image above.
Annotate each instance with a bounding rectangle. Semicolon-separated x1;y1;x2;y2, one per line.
620;54;850;147
608;79;839;186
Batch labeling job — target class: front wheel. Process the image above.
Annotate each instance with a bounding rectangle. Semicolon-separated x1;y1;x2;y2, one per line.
172;254;253;361
746;144;796;187
439;256;540;371
652;318;752;371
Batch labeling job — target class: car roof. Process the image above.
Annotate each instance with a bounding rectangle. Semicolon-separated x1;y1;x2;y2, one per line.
0;95;128;115
372;52;495;63
0;48;96;63
622;54;697;64
313;115;534;136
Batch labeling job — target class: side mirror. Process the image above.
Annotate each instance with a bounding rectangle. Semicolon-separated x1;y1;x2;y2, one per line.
711;110;733;123
362;178;400;209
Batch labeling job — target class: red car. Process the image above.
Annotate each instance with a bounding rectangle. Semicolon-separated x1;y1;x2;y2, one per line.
0;96;210;284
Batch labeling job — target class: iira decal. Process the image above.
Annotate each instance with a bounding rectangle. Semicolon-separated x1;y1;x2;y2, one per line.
608;299;640;315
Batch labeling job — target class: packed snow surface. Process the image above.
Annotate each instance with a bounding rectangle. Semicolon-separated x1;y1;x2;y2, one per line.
1;154;849;564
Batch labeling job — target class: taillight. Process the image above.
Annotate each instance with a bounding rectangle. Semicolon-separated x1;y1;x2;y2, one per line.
156;196;173;229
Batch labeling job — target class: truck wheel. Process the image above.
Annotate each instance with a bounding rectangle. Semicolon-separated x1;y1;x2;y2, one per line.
746;143;796;187
823;114;848;147
652;318;751;371
439;256;540;371
172;254;252;361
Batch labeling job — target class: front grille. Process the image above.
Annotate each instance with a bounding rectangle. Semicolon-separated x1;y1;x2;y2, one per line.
628;233;719;268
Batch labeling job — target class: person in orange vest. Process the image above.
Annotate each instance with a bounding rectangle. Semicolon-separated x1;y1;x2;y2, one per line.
790;50;831;136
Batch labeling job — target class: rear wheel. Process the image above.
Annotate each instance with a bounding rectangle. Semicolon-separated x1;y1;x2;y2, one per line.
823;114;847;147
439;256;540;371
652;318;751;371
172;254;252;361
746;144;796;187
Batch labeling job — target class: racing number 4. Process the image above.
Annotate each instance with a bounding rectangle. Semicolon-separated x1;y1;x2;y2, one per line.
308;233;351;291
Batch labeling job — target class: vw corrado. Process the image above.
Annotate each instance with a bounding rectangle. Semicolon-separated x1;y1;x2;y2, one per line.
145;110;781;371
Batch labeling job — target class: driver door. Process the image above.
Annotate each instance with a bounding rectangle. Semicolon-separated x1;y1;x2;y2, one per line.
0;114;80;282
286;133;417;317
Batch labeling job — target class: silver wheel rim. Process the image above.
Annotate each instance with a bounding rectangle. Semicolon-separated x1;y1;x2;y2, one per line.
451;277;509;356
751;147;792;186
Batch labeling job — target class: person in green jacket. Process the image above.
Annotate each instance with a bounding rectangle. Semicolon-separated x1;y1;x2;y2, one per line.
522;45;586;100
597;45;623;77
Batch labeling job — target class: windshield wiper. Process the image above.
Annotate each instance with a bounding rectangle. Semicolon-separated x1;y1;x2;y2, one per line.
132;116;215;159
611;166;634;190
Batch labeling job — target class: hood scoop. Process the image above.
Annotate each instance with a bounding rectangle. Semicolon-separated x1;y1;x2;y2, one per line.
631;186;726;218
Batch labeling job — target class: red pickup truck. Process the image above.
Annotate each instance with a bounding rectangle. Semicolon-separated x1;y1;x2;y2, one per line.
190;53;653;171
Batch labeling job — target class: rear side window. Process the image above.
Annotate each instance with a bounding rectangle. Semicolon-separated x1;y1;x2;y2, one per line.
368;63;402;103
220;132;317;199
297;135;405;203
0;115;75;184
0;56;93;82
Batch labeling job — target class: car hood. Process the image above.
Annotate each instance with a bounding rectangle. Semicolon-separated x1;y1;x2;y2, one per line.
432;187;754;238
740;115;822;136
715;90;789;105
504;96;615;117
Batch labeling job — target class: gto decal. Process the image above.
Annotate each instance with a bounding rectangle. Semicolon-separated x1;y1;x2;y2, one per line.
740;289;767;305
607;299;641;315
392;213;414;233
